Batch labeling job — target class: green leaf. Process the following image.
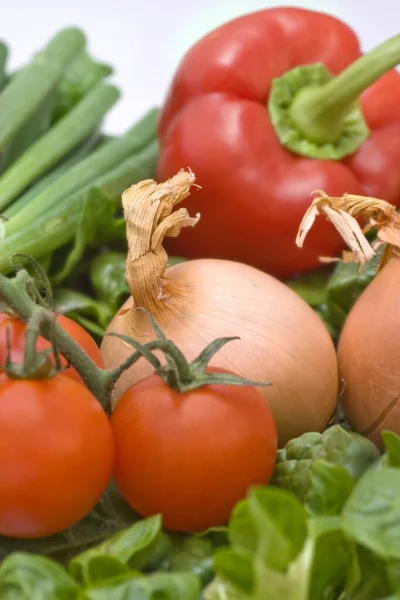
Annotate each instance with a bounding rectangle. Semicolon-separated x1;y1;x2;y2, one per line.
79;572;200;600
168;255;186;266
342;468;400;560
161;535;215;587
285;268;331;307
382;431;400;467
70;514;163;584
213;548;254;594
247;487;308;572
89;252;130;312
50;186;116;285
228;499;257;554
203;576;248;600
0;483;138;563
53;288;113;333
345;545;392;600
322;247;383;337
305;459;354;516
272;425;380;502
387;560;400;590
285;517;350;600
0;552;79;599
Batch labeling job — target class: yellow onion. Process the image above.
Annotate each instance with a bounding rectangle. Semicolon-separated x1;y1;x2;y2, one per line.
297;190;400;449
338;257;400;448
101;170;338;446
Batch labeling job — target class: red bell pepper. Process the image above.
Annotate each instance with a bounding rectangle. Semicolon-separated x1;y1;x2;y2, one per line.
156;7;400;279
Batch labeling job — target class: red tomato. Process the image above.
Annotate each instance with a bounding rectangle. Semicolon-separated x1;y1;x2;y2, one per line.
111;368;277;532
0;313;104;383
0;374;114;538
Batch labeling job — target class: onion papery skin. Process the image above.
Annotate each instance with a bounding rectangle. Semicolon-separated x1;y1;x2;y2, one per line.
338;257;400;449
101;258;338;446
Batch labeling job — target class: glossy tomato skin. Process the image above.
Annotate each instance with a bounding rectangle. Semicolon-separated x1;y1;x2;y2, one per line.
111;368;277;532
0;374;114;538
0;313;104;383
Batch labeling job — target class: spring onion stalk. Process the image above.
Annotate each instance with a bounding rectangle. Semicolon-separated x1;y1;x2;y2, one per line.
4;107;159;236
0;42;8;90
0;90;57;174
0;139;159;272
52;51;113;122
0;28;86;152
4;131;103;218
0;82;120;209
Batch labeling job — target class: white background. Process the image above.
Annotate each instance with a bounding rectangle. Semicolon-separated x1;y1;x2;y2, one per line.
2;0;399;133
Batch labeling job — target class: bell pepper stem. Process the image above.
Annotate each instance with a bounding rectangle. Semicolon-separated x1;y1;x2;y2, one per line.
290;33;400;144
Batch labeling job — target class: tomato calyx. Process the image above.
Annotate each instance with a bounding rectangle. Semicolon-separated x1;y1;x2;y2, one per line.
108;309;272;393
2;310;63;381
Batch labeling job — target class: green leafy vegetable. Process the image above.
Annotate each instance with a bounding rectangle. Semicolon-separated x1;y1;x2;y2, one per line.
79;572;200;600
214;489;351;600
305;459;354;516
272;425;380;502
159;535;215;587
317;246;383;337
53;288;113;338
69;515;163;584
285;268;331;306
382;431;400;467
285;517;350;600
344;545;393;600
0;553;79;600
204;576;248;600
89;252;130;313
247;487;308;571
342;468;400;560
49;187;116;285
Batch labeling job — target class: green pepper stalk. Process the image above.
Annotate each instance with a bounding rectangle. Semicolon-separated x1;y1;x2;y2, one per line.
269;33;400;159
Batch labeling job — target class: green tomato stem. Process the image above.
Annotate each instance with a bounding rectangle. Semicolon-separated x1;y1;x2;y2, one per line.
0;269;131;410
113;309;273;393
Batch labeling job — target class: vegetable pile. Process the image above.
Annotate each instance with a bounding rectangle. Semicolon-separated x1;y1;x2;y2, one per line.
0;7;400;599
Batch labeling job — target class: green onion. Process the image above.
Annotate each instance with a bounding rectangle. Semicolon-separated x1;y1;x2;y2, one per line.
0;42;8;90
4;107;159;236
0;28;85;152
0;82;120;209
52;51;113;122
4;132;103;218
0;139;159;272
